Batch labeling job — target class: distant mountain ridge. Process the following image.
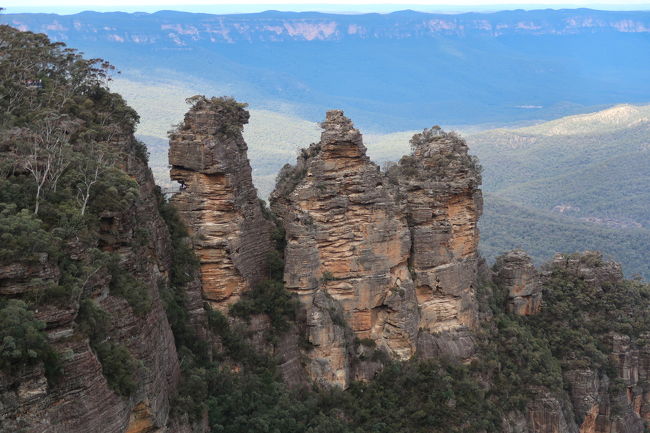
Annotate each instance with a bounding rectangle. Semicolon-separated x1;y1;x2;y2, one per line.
5;9;650;44
512;103;650;136
3;9;650;130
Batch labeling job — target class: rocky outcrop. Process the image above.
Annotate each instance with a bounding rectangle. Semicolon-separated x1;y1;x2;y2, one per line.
541;252;647;433
271;112;483;386
271;110;417;387
169;96;273;310
0;134;181;433
546;251;624;287
392;126;483;358
494;249;542;316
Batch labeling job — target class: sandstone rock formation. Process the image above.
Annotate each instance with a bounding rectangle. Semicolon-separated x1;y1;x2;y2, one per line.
502;252;649;433
494;249;542;315
0;133;182;433
544;252;648;433
271;110;417;387
169;96;273;310
271;112;483;386
392;126;483;358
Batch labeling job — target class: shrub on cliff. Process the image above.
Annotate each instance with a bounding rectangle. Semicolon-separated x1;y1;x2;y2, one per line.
0;25;160;398
94;342;140;396
0;300;60;380
0;203;58;263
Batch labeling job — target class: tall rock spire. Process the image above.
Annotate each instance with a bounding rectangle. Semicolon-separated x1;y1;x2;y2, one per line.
272;115;484;387
393;127;483;358
169;96;273;310
271;110;418;387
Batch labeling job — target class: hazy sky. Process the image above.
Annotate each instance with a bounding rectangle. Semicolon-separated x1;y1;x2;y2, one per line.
3;0;649;14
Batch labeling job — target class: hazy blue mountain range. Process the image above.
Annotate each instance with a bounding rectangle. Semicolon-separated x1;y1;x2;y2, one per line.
3;9;650;130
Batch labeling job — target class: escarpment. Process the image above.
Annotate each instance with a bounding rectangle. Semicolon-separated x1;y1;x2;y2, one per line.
494;251;650;433
5;30;650;431
270;111;483;386
0;126;182;433
168;96;274;310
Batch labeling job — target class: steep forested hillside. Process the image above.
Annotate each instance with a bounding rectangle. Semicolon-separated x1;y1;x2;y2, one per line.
0;24;185;431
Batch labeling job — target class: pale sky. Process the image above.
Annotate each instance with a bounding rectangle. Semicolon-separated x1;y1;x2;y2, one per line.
3;0;649;14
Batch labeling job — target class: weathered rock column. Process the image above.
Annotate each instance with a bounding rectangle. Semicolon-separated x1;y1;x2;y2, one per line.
271;110;418;387
391;127;483;358
169;96;273;310
494;249;542;316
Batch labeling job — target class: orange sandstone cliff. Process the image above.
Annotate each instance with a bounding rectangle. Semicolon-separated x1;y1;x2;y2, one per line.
168;96;274;311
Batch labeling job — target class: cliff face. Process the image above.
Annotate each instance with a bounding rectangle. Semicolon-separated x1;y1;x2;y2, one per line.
497;251;650;433
10;10;650;47
0;134;181;433
271;112;483;387
271;111;417;386
392;127;483;358
494;250;542;316
546;252;647;433
169;96;273;311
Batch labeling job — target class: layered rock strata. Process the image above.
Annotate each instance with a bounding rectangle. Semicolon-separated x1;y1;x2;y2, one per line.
502;252;649;433
271;110;417;387
0;134;182;433
169;96;273;310
392;127;483;358
271;112;483;386
548;252;647;433
494;249;542;315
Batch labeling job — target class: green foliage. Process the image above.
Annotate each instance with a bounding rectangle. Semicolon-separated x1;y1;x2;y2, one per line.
76;299;110;343
229;246;297;334
76;299;140;396
475;315;563;411
106;254;152;316
157;190;200;287
0;300;60;380
229;279;297;332
180;95;249;136
0;204;57;263
0;27;165;402
94;341;140;396
194;358;500;433
528;268;650;371
156;190;207;358
133;139;149;163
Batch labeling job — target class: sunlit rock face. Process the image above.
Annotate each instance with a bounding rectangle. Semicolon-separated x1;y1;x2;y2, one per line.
392;127;483;359
169;96;273;311
272;112;484;387
271;110;417;387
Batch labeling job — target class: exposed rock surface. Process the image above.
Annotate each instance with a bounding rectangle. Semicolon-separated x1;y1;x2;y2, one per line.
510;252;648;433
169;96;273;310
271;110;417;387
0;134;182;433
494;249;542;315
271;112;483;386
549;253;647;433
392;127;483;358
